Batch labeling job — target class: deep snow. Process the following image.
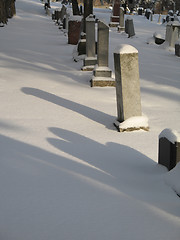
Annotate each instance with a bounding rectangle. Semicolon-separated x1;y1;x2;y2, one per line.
0;1;180;239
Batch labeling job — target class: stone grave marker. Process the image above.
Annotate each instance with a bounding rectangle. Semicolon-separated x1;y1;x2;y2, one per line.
175;40;180;56
118;7;125;32
113;44;148;132
82;15;97;71
125;17;135;38
68;16;82;45
91;20;115;87
109;0;120;27
158;129;180;170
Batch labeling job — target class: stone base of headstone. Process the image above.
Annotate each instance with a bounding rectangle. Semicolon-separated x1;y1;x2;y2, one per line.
93;66;112;78
91;77;115;87
109;21;119;27
175;41;180;56
117;26;125;32
111;16;120;22
68;18;82;45
158;129;180;170
91;66;115;87
113;116;149;132
81;57;97;71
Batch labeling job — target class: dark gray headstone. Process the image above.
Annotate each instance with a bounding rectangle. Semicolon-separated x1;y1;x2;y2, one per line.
125;17;135;38
158;129;180;170
175;41;180;56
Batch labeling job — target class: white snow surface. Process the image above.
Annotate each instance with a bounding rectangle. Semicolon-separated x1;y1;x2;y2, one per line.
0;1;180;240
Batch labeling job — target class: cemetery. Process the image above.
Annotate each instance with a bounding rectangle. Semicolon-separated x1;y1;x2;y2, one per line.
0;0;180;239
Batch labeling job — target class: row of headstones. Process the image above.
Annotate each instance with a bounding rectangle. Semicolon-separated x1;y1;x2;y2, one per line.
51;5;144;131
153;20;180;56
50;5;180;172
109;6;135;38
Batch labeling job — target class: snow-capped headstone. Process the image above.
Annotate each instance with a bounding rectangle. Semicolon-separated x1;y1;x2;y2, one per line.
91;20;115;87
158;129;180;170
113;44;147;132
82;15;97;71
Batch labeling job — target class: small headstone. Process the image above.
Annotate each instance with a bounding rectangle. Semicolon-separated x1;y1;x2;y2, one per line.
68;16;82;45
158;129;180;170
175;41;180;56
158;14;161;24
113;44;146;132
145;9;151;20
125;17;135;38
60;5;67;22
109;0;120;27
138;7;143;15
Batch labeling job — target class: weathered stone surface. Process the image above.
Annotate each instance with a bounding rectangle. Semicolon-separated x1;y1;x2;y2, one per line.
114;44;142;122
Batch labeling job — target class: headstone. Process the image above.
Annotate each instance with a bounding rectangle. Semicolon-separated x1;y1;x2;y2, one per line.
165;21;173;43
169;21;180;47
158;14;161;24
158;129;180;170
60;5;67;22
138;7;143;15
118;7;125;32
109;0;120;27
165;21;180;47
68;16;82;45
82;15;97;71
175;41;180;56
174;14;180;22
65;12;70;32
113;44;143;131
145;9;151;20
54;8;61;24
150;13;153;21
125;17;135;38
91;20;115;87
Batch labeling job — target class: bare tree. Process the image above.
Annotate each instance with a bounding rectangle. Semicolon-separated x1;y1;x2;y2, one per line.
0;0;16;25
72;0;80;15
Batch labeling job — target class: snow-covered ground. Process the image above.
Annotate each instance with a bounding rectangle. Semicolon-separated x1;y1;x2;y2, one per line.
0;1;180;239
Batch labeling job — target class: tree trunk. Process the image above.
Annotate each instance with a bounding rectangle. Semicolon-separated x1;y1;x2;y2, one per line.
72;0;80;15
0;0;7;24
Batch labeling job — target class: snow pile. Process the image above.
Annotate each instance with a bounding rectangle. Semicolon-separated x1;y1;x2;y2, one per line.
165;162;180;196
